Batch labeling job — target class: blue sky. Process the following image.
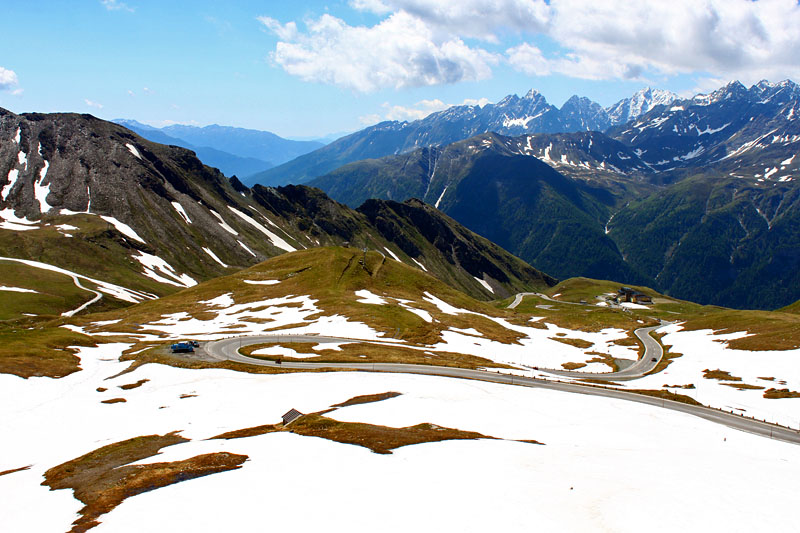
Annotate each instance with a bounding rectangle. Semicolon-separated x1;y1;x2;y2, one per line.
2;0;799;139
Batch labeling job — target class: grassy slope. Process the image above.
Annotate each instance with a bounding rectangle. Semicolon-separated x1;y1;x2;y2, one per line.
531;277;800;350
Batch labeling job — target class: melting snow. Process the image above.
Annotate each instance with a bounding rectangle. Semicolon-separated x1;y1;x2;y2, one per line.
411;258;427;272
228;206;295;253
171;202;191;224
434;186;447;208
473;276;494;294
202;247;228;268
238;240;257;257
383;247;401;262
210;210;238;236
2;169;20;201
355;290;386;305
243;279;280;285
13;127;20;144
0;285;38;293
0;208;38;231
134;251;197;288
99;216;146;244
34;161;52;214
126;143;142;160
781;155;795;166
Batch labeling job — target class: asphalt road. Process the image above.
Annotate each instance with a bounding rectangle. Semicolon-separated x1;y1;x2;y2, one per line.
204;334;800;446
543;324;666;381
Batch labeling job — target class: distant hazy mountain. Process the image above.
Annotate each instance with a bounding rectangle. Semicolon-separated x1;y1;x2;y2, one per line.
113;120;323;179
251;86;677;187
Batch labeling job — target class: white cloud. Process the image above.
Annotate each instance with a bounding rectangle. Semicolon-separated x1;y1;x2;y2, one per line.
358;113;383;126
264;0;800;91
260;12;498;92
382;99;449;121
542;0;800;83
352;0;551;41
84;99;104;109
373;96;493;123
101;0;134;12
506;43;551;76
0;67;19;92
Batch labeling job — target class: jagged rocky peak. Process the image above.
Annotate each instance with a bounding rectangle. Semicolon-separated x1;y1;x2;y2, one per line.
606;87;678;125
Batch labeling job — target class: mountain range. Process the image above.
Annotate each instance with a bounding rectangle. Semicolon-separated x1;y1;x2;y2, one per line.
113;120;323;180
0;108;553;305
249;86;678;187
303;80;800;310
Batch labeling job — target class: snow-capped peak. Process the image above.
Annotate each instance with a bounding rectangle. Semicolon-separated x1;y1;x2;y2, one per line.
606;87;678;125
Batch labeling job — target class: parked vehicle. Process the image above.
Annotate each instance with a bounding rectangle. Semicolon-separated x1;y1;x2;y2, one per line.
171;342;195;353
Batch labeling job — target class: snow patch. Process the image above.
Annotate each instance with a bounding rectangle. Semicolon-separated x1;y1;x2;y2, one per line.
473;276;494;294
355;290;386;305
243;279;280;286
134;251;197;288
434;186;448;208
171;202;191;224
34;160;52;214
210;210;238;236
0;208;38;231
99;216;146;244
0;285;39;293
238;240;257;257
2;169;20;201
202;247;228;268
228;206;296;253
126;143;142;159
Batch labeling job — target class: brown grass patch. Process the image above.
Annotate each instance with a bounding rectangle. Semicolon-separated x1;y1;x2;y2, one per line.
212;415;496;454
561;362;587;370
627;389;702;406
96;387;107;392
212;423;282;440
720;383;765;391
180;394;197;399
663;384;696;389
331;391;402;408
43;432;246;532
702;369;742;381
585;352;619;371
0;327;96;379
0;465;31;477
763;388;800;399
758;377;775;381
243;342;510;371
100;398;126;404
119;379;149;390
549;337;593;349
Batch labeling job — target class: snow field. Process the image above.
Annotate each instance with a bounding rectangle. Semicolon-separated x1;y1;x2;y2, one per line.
615;324;800;428
2;340;797;533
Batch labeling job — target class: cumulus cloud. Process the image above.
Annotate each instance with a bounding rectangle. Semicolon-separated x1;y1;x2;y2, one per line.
0;67;20;92
543;0;800;83
84;99;104;109
263;0;800;91
352;0;550;41
260;12;497;92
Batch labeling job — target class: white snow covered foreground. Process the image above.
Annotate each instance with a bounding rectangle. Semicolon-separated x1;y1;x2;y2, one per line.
1;342;798;532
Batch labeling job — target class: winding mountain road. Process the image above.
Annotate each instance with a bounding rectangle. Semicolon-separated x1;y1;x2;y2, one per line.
204;333;800;446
